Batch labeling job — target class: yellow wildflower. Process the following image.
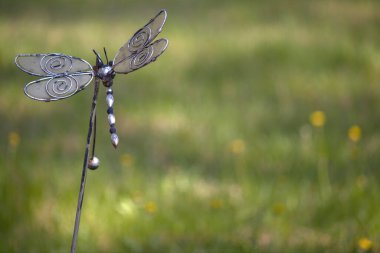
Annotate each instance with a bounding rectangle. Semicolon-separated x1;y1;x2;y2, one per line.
8;132;21;148
272;202;285;215
309;111;326;128
120;153;134;167
229;139;246;154
210;198;223;209
144;201;157;214
348;125;362;143
358;237;373;251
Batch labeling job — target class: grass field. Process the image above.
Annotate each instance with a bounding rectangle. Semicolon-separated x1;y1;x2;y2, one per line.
1;0;380;252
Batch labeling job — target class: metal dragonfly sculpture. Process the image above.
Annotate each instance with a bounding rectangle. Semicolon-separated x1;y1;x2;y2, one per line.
15;9;168;253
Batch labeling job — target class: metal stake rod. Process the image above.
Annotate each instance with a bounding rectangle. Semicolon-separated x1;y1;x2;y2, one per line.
70;78;100;253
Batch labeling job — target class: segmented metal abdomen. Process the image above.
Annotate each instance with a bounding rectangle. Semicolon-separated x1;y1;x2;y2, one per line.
106;88;119;148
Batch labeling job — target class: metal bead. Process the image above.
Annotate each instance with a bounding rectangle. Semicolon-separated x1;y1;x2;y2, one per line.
88;156;100;170
107;107;114;114
106;94;114;107
111;133;119;148
108;114;116;125
109;126;117;134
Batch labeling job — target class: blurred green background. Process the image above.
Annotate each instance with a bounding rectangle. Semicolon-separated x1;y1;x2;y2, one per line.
1;0;380;252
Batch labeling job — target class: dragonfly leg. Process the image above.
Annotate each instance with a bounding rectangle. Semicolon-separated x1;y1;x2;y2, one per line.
71;77;100;253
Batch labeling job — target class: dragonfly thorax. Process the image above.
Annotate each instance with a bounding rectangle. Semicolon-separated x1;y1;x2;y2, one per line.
98;65;112;76
96;65;115;86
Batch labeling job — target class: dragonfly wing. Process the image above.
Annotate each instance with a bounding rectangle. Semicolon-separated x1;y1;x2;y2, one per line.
15;53;93;76
113;38;168;74
24;73;93;101
113;9;167;66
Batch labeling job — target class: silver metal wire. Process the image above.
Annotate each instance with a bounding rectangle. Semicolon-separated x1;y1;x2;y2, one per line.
70;77;100;253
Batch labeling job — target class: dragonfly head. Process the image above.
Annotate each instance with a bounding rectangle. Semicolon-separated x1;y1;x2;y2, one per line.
93;49;115;87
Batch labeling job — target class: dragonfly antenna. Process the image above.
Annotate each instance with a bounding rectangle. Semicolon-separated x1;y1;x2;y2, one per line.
103;47;109;64
92;49;103;65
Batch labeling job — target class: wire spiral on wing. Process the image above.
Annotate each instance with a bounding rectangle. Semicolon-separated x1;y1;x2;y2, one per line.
130;45;154;70
42;55;73;75
128;27;151;53
46;76;78;99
